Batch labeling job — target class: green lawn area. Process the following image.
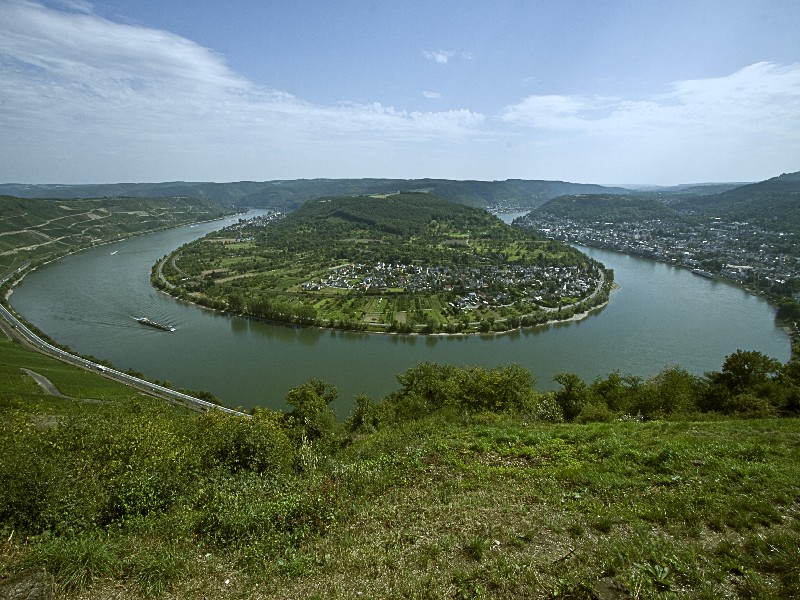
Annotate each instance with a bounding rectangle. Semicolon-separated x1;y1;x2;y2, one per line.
0;335;149;415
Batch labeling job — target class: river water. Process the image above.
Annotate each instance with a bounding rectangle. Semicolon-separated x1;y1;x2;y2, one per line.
9;211;790;415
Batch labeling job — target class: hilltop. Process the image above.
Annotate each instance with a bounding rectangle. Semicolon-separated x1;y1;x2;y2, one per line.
673;171;800;231
156;193;612;333
530;194;685;224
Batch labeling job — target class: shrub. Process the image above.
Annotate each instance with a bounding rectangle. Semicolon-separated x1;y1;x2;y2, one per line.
577;400;615;423
532;394;564;422
284;379;341;449
345;393;380;434
552;372;589;422
194;409;294;475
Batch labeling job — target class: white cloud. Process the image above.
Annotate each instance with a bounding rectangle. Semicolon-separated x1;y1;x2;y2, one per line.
55;0;94;14
501;62;800;137
498;62;800;184
0;1;796;184
422;49;454;65
0;1;487;181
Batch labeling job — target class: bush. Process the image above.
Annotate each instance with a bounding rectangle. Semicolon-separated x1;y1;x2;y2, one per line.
284;379;341;449
194;409;294;475
577;400;615;423
345;393;380;434
553;372;589;422
719;393;778;418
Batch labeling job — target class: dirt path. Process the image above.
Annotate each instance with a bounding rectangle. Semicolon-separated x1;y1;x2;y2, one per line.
20;368;69;398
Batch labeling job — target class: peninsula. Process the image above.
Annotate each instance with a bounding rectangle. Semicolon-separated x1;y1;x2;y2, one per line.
154;193;612;333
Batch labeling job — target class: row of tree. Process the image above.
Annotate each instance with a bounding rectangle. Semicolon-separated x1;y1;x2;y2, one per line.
343;349;800;437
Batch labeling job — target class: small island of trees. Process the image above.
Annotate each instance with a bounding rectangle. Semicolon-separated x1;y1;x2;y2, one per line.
153;194;613;334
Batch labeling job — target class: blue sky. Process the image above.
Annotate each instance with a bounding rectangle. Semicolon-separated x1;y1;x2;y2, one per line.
1;0;799;185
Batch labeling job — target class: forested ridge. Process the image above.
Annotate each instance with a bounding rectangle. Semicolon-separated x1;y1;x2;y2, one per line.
0;178;632;211
532;194;690;223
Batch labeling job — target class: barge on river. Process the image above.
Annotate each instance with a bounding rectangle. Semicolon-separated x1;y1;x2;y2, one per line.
691;268;715;279
135;317;175;332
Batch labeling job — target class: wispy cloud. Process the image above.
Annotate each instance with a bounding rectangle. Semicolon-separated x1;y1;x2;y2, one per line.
501;62;800;138
0;1;485;181
499;62;800;183
55;0;94;14
0;1;796;184
422;49;455;65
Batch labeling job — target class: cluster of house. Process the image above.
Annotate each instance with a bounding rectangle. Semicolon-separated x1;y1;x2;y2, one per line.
518;214;800;290
301;261;602;309
222;213;284;242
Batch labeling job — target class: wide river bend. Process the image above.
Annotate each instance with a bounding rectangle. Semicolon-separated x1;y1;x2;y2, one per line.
10;211;790;415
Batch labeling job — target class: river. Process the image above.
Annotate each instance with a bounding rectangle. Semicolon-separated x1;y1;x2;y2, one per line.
9;211;790;415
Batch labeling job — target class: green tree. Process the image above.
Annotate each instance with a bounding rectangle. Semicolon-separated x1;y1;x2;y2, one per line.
284;379;340;447
345;393;380;434
708;350;781;396
702;350;783;414
459;364;536;413
553;372;589;422
227;292;245;313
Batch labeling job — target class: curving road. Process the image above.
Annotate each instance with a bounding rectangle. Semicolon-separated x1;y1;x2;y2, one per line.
1;270;249;417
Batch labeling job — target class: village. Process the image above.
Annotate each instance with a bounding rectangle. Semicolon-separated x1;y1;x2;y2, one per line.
518;213;800;294
301;261;603;311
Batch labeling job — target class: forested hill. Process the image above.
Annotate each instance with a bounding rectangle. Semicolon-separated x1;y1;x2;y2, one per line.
283;193;502;237
531;194;683;223
160;193;608;334
0;178;631;211
674;171;800;232
522;171;800;232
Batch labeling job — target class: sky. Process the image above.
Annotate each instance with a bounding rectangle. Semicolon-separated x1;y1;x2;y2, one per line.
1;0;799;186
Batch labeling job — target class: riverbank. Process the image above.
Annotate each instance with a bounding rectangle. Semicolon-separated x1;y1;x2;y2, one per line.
0;214;250;416
573;242;800;349
11;215;788;410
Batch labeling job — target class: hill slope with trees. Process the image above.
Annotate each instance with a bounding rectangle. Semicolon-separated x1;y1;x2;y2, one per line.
0;195;230;274
1;322;799;598
531;193;687;223
674;171;800;232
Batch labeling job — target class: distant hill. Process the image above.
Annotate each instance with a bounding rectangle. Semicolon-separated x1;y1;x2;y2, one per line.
518;171;800;233
674;171;800;231
531;194;683;223
0;195;229;273
0;179;631;211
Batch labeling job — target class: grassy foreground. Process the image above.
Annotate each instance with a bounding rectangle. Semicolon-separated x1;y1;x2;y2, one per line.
1;334;799;598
